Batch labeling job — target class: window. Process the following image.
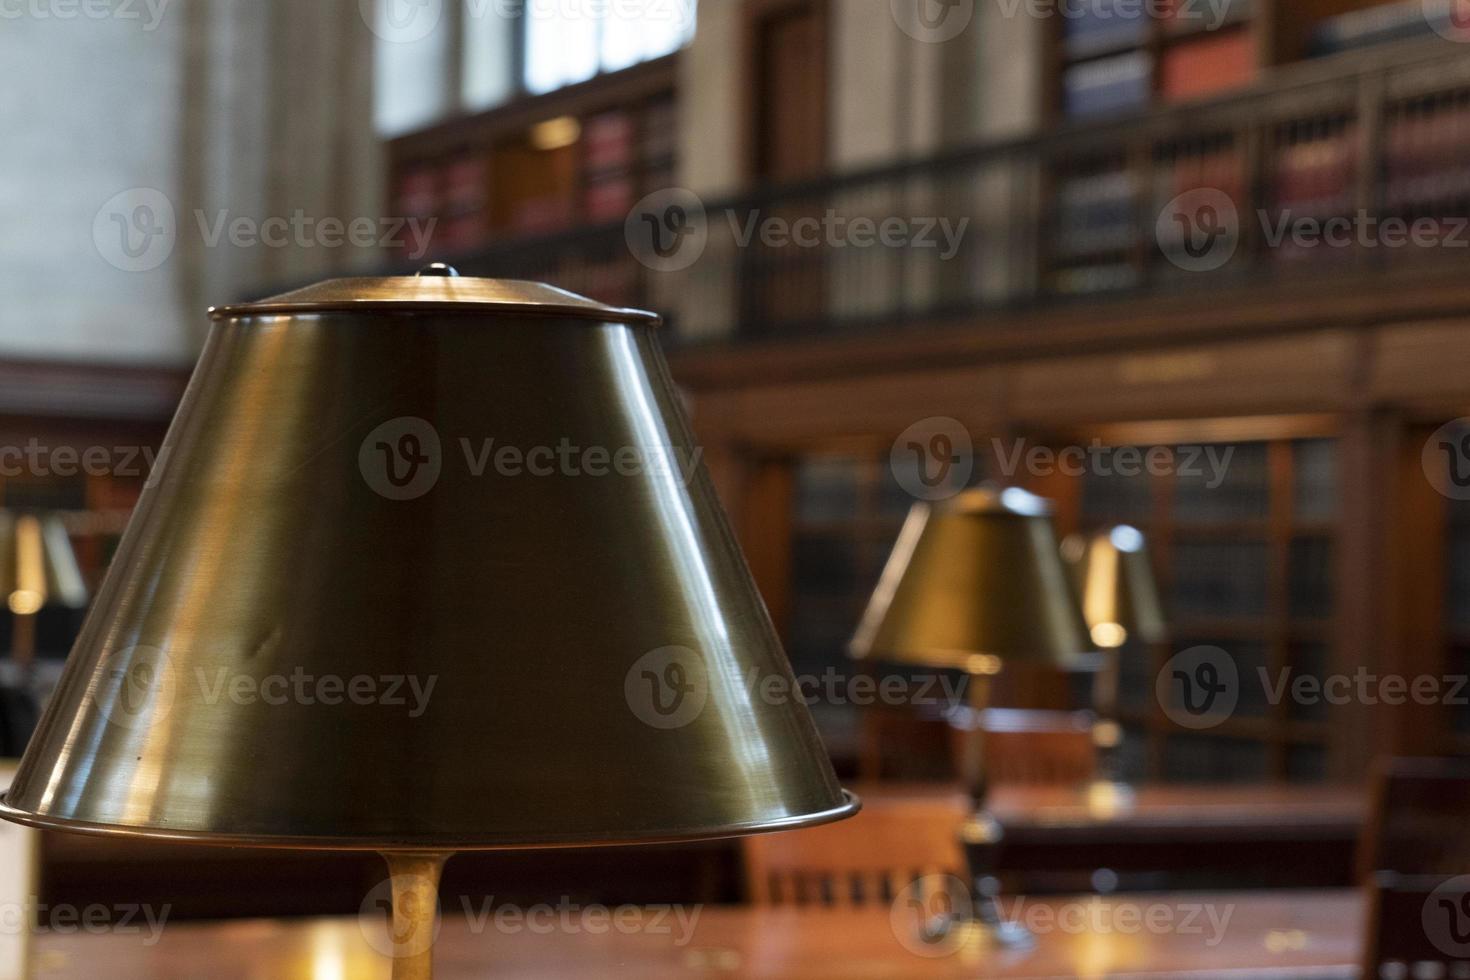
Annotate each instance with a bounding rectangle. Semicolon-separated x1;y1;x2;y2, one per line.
462;7;517;111
371;0;696;137
523;0;697;96
372;0;455;137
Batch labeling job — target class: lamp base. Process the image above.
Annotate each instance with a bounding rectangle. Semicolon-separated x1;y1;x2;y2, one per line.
957;810;1035;949
379;851;454;980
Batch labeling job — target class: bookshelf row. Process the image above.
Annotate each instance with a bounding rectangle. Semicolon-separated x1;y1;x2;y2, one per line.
1047;79;1470;295
1053;0;1463;123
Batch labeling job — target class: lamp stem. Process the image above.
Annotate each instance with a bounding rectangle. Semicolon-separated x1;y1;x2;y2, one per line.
955;674;992;806
379;851;453;980
11;613;36;672
1093;648;1120;723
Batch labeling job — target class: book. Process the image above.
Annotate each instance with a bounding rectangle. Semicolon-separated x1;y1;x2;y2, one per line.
1063;0;1151;58
583;110;635;175
1385;101;1470;210
1055;168;1139;258
1160;30;1257;102
1309;0;1447;55
1063;51;1154;118
436;154;490;252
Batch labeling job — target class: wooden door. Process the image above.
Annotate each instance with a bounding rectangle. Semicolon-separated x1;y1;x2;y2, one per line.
751;1;827;183
744;1;829;334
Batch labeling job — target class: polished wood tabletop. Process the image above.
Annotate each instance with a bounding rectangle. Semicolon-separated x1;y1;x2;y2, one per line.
987;783;1366;841
32;890;1362;979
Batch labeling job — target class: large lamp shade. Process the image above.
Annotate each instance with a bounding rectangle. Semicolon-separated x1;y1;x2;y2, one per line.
0;268;854;976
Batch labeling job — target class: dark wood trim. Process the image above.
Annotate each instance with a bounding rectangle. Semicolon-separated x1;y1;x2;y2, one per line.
668;265;1470;392
0;359;188;424
740;0;830;184
1387;421;1452;757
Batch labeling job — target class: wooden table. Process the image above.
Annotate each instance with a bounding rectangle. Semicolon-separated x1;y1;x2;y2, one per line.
32;891;1362;978
986;783;1366;890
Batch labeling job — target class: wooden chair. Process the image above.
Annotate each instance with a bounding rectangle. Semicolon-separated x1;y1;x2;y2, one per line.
1359;758;1470;979
967;708;1098;788
1364;872;1470;978
742;784;971;907
856;701;954;782
1359;756;1470;881
859;704;1098;787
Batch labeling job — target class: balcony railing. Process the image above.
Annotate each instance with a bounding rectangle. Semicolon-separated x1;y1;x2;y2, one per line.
398;37;1470;348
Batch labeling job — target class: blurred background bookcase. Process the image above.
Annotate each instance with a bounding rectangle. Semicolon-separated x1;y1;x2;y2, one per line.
1059;434;1340;783
759;426;1343;786
0;361;179;665
385;55;677;308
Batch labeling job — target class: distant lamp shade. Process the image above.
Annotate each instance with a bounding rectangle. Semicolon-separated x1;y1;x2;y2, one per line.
0;513;88;617
850;486;1093;673
1061;525;1165;650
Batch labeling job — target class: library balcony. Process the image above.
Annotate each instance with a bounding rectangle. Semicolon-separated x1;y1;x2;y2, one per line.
393;37;1470;374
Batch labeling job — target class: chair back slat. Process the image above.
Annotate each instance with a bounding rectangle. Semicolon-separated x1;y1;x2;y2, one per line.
743;785;971;907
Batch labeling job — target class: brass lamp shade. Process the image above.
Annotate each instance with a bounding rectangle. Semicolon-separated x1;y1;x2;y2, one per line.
0;270;854;850
1061;525;1166;649
0;511;89;616
850;486;1093;673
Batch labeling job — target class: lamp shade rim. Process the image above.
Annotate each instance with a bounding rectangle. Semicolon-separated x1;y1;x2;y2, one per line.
0;791;861;852
209;275;660;326
848;644;1103;673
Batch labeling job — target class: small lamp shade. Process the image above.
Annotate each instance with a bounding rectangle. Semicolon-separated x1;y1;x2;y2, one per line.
1061;525;1166;649
850;486;1093;673
0;272;854;850
0;512;88;617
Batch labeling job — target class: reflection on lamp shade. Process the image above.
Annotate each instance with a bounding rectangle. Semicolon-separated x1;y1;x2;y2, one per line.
0;512;88;616
850;486;1094;673
1060;525;1166;649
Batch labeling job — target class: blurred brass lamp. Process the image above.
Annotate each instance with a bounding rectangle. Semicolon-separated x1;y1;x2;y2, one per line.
850;486;1094;945
1060;525;1165;725
0;512;89;668
0;267;857;979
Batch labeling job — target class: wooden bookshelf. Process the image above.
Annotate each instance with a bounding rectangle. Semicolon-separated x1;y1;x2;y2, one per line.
1045;0;1444;123
384;55;679;262
1038;435;1341;783
0;361;182;663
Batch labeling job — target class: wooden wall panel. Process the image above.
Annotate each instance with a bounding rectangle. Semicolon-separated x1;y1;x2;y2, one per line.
1008;332;1356;426
698;366;1006;451
1370;319;1470;417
